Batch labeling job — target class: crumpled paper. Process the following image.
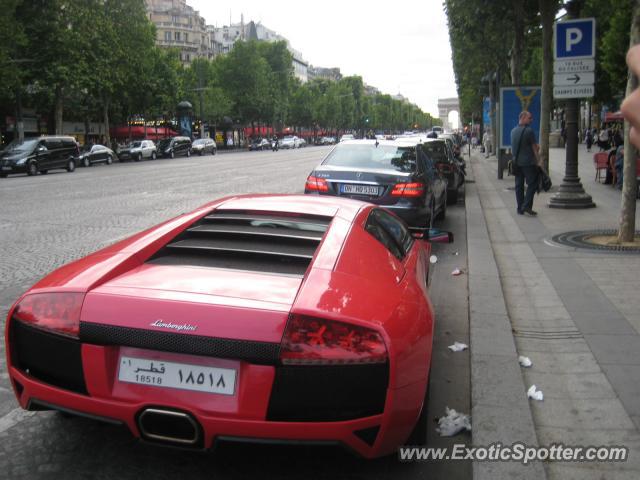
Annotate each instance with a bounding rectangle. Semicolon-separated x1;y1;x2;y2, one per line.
527;385;544;401
451;268;464;276
518;356;532;367
448;342;468;352
436;407;472;436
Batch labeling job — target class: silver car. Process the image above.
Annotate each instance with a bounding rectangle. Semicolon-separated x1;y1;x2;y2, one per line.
118;140;157;162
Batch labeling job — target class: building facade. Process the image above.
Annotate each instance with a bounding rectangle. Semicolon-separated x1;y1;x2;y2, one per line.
145;0;212;64
308;66;342;82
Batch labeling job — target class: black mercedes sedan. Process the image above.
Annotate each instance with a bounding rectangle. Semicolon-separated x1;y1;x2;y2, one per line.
422;138;465;204
304;139;447;230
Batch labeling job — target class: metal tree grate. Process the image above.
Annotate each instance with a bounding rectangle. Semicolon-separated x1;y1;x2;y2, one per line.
549;230;640;253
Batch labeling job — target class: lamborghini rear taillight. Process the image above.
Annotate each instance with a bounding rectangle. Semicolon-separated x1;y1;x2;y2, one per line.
280;315;387;365
305;175;329;192
12;292;84;338
391;182;425;197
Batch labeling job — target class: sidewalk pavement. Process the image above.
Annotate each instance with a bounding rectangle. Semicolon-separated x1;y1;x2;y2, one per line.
466;144;640;480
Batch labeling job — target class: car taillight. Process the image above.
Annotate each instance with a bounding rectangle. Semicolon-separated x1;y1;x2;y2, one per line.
280;315;387;365
305;175;329;192
12;292;84;338
391;182;425;197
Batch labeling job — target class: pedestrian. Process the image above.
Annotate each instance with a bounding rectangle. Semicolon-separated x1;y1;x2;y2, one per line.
483;130;492;158
510;111;540;216
585;128;593;152
597;128;610;151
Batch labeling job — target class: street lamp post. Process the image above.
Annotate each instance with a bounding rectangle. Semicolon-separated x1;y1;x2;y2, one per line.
548;0;595;209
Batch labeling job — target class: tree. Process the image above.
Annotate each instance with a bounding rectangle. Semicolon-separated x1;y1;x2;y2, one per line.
618;0;640;243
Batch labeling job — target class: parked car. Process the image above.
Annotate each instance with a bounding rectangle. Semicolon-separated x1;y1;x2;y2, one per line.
158;136;192;158
0;136;79;177
191;138;217;156
77;144;116;167
298;138;307;148
4;193;452;458
118;140;157;162
422;138;464;204
305;139;448;229
340;134;355;142
280;135;300;149
248;138;270;151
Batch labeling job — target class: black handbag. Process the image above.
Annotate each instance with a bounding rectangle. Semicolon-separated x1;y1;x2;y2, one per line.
538;167;552;192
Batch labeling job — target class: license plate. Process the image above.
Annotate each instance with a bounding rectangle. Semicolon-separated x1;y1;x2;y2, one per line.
118;355;236;395
341;184;378;195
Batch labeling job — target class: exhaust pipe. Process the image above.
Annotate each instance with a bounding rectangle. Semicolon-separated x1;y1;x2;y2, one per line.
138;408;201;446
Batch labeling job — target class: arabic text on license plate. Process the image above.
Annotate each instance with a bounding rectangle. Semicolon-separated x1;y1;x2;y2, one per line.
342;184;378;195
118;356;236;395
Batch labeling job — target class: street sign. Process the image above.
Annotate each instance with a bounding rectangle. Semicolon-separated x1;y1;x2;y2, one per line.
553;59;595;74
553;85;595;99
554;18;596;60
553;72;595;86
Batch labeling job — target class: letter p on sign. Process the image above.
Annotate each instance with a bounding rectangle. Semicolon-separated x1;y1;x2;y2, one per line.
566;28;582;52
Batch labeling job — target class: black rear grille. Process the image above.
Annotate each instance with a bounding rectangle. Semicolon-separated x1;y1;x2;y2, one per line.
267;363;388;422
148;210;332;276
10;319;87;394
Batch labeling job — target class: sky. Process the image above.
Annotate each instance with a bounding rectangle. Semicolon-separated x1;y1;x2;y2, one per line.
188;0;458;119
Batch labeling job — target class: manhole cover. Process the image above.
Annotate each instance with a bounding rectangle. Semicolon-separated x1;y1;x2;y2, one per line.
549;230;640;253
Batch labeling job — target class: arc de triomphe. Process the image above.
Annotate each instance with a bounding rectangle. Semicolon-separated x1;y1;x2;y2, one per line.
438;97;460;131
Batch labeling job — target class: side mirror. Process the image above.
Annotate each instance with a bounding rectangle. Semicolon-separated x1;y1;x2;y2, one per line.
412;228;454;243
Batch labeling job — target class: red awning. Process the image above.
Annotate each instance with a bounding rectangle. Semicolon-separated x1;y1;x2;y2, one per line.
604;111;623;122
109;126;178;140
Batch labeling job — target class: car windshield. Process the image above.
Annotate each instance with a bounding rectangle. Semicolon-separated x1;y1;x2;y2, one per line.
193;139;206;145
129;141;142;148
158;139;171;149
423;142;448;162
4;139;39;154
323;144;417;172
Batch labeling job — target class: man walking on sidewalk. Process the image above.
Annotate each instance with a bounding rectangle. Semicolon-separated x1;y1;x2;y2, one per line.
511;111;540;216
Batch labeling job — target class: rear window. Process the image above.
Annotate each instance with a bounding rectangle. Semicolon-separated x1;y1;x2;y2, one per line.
322;144;417;173
422;142;448;163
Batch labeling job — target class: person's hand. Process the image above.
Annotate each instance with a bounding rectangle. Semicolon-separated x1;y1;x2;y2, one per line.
621;45;640;149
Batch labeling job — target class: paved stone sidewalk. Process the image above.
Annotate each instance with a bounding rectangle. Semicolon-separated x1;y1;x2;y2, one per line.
469;145;640;480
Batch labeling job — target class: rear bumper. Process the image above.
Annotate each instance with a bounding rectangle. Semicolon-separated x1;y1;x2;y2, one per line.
8;363;423;458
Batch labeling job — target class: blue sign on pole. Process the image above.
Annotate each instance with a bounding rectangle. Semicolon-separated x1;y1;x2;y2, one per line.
554;18;596;60
483;97;491;127
499;87;541;149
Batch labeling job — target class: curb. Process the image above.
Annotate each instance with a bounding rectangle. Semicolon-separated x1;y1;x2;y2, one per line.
466;153;547;480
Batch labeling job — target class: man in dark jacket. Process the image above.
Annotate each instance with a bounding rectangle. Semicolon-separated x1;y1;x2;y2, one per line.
511;111;540;216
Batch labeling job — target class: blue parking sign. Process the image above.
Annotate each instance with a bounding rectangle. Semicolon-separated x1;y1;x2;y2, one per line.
554;18;595;60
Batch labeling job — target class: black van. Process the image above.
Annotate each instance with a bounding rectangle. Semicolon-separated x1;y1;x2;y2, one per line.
0;136;79;177
157;136;192;158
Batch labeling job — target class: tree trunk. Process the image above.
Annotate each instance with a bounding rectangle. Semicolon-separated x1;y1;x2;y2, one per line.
54;86;64;135
539;0;558;172
103;95;111;148
618;0;640;243
510;0;525;85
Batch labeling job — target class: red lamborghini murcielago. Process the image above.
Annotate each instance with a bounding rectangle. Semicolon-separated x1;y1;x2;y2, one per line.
4;194;451;458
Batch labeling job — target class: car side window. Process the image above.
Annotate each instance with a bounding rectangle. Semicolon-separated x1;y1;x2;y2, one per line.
364;209;412;261
418;145;437;181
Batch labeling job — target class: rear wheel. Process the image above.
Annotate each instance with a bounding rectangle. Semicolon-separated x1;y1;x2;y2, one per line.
67;159;75;172
83;157;90;168
151;151;156;160
106;155;113;165
27;162;38;176
136;153;142;162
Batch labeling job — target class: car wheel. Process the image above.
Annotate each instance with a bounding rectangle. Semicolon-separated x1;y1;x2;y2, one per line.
106;155;113;165
212;148;216;155
187;149;191;157
27;162;38;176
136;153;142;162
83;157;90;168
170;150;175;159
406;372;430;445
67;159;75;172
151;151;156;160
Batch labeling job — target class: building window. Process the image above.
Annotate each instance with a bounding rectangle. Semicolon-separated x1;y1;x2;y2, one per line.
172;15;179;24
184;33;188;42
175;31;181;41
164;31;171;41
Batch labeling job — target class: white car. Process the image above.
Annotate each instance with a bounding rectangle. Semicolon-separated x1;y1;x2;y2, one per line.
117;140;157;162
340;134;355;142
280;136;300;149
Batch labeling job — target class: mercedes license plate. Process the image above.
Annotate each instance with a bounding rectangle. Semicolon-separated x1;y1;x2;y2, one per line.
341;184;378;195
118;356;236;395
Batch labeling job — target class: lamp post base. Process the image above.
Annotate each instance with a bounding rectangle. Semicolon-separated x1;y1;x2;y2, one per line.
548;178;596;209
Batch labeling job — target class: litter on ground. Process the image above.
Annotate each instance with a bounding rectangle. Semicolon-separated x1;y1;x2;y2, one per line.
518;356;532;367
448;342;468;352
527;385;544;401
436;407;472;437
